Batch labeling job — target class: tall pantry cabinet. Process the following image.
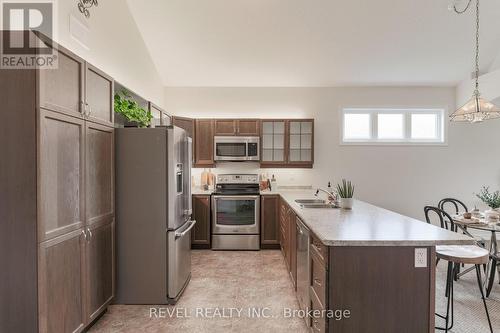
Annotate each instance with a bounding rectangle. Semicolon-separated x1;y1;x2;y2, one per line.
1;34;115;333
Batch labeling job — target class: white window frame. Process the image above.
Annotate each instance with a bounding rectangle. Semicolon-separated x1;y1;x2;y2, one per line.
341;108;446;145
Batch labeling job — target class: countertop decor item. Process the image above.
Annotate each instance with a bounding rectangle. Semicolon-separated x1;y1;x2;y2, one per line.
476;186;500;220
114;90;152;128
336;179;354;210
476;186;500;209
449;0;500;122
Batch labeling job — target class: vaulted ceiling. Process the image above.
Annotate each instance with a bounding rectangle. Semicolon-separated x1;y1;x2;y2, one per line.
127;0;500;87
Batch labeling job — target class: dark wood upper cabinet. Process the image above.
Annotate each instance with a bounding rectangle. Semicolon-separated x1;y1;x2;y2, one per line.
261;120;287;166
39;109;85;242
39;46;84;118
86;122;114;226
149;102;171;127
85;220;114;322
172;116;195;138
191;195;211;249
214;119;237;135
1;34;115;333
85;64;114;126
237;119;260;136
214;119;260;136
195;119;215;167
261;195;280;249
288;120;314;167
261;119;314;168
38;230;86;333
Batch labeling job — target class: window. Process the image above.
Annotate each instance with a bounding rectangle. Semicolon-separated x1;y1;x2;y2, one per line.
341;108;445;144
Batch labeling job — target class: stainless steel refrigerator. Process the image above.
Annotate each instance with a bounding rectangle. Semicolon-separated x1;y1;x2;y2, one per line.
115;126;195;304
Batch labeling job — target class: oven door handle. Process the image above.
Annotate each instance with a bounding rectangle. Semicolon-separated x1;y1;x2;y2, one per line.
212;195;260;200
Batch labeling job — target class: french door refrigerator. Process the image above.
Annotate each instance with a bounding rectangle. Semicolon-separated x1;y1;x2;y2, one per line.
115;126;195;304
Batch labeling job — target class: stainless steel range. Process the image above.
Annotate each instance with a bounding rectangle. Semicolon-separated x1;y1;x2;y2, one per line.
212;174;260;250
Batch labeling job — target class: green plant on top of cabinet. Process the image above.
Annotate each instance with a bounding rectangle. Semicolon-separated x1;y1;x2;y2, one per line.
261;119;314;168
114;90;152;128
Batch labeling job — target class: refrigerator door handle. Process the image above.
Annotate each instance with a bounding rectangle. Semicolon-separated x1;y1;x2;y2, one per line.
175;220;197;240
185;136;193;216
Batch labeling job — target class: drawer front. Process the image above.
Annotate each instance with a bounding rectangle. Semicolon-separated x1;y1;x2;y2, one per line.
310;233;328;269
310;248;327;309
310;287;326;333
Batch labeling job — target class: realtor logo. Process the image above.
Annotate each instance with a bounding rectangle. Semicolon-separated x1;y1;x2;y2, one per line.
1;0;57;68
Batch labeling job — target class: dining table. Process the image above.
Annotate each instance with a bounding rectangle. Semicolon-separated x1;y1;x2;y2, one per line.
452;214;500;296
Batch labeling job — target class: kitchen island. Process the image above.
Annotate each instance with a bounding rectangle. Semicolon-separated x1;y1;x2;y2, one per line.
262;190;473;333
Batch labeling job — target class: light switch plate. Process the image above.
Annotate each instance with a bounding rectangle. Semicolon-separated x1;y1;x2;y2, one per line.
415;248;427;268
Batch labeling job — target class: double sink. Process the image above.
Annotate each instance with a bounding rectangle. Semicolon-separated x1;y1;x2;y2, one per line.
295;199;338;209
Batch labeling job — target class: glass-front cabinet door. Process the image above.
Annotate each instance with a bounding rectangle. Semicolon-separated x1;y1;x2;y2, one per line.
261;120;286;164
288;120;313;164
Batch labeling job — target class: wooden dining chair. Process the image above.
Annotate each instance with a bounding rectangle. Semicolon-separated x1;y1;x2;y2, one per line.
424;206;493;333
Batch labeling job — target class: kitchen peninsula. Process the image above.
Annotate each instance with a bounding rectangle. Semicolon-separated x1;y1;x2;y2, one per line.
261;190;474;333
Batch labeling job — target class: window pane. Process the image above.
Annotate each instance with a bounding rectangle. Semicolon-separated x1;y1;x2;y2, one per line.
411;114;437;139
377;114;404;139
344;113;370;139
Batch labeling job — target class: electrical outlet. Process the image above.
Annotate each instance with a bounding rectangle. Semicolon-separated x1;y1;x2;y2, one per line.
415;248;427;268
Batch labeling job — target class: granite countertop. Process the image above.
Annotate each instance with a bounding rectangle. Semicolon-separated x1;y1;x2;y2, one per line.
273;190;474;247
192;187;214;195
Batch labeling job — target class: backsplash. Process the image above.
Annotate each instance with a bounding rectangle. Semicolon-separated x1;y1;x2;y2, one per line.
191;162;316;188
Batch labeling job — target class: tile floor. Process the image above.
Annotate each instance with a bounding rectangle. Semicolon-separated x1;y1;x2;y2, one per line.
90;250;500;333
89;250;308;333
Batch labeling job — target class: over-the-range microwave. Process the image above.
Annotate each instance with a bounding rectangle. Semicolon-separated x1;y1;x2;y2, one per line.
214;136;259;161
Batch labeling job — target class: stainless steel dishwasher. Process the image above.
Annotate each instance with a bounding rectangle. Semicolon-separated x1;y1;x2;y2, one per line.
296;217;310;324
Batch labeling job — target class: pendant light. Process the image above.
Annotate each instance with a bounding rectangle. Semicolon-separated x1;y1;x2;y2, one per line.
449;0;500;123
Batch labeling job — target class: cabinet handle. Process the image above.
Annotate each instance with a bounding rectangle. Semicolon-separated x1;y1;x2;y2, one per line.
87;228;93;240
80;101;85;116
81;230;87;241
314;278;322;286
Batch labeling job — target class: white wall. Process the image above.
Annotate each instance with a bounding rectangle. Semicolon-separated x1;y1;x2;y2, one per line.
53;0;164;107
165;86;500;221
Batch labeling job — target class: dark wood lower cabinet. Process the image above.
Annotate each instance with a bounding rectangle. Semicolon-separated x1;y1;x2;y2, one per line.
328;246;435;333
38;230;86;333
86;221;115;322
191;195;211;249
1;33;115;333
260;195;280;249
279;198;297;288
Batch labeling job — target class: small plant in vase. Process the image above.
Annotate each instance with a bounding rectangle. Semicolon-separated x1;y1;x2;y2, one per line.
336;179;354;210
476;186;500;219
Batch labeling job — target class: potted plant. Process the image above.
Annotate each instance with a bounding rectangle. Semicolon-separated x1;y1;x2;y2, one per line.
114;90;152;128
336;179;354;210
476;186;500;219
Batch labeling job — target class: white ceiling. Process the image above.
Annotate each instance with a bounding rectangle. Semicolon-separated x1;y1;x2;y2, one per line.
126;0;500;87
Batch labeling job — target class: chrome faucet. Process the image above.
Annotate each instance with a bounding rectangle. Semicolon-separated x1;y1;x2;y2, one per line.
315;182;337;203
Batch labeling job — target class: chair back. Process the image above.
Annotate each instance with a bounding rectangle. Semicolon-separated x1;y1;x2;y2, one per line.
424;206;457;232
438;198;468;215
